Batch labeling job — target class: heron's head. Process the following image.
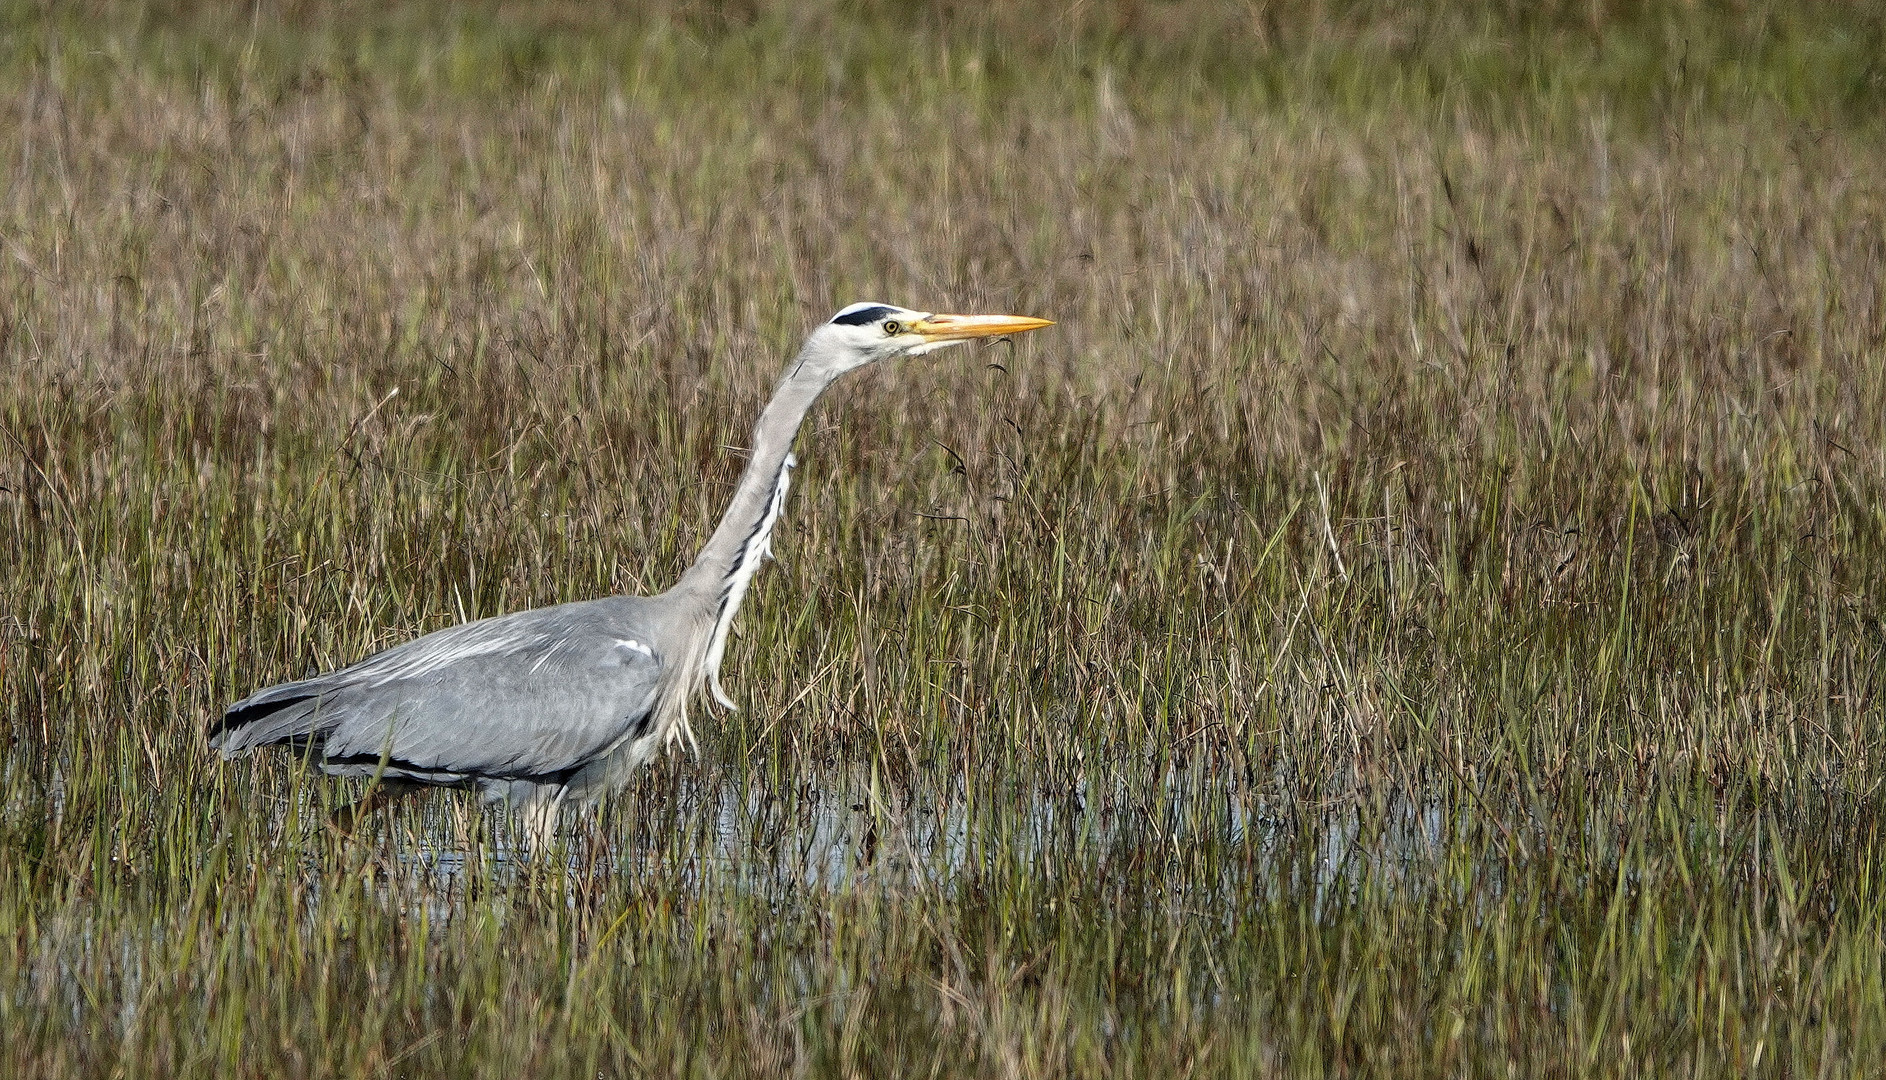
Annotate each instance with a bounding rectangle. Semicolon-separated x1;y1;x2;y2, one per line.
795;302;1053;379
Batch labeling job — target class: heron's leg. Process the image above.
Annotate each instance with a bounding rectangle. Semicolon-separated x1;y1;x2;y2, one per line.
329;778;424;834
519;786;568;852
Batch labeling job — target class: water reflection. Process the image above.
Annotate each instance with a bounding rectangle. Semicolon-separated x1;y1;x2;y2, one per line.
16;761;1508;1036
360;765;1475;919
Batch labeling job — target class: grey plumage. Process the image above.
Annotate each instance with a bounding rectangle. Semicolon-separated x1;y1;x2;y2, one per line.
211;302;1053;831
212;597;667;794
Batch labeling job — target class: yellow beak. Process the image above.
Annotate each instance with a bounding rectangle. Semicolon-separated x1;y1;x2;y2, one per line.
909;313;1055;342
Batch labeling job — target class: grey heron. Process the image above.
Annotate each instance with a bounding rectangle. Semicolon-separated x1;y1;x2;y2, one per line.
210;303;1053;835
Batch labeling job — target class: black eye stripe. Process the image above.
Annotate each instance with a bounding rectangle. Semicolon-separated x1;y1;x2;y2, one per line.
830;305;899;326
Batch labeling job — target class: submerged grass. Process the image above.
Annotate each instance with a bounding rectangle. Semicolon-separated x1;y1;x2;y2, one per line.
4;0;1886;1075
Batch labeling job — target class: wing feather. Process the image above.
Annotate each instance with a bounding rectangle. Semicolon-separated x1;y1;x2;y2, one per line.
215;597;667;783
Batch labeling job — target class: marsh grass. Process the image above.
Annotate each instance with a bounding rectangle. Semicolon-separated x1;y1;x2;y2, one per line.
4;1;1886;1075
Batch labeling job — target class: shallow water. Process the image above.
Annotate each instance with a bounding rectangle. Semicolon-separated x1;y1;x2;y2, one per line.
351;763;1479;925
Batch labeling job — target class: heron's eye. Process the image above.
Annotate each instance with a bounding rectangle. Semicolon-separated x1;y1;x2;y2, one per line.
882;320;903;336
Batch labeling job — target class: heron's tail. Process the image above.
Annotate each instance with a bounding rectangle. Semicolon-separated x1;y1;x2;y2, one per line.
208;676;335;756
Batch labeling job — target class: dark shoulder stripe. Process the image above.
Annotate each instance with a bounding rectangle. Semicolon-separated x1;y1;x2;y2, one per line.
830;305;897;326
322;751;582;787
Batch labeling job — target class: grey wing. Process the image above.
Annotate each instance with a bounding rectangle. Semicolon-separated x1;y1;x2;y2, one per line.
213;598;667;784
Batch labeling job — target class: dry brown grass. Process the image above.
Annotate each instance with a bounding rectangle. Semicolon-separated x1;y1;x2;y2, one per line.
4;2;1886;1076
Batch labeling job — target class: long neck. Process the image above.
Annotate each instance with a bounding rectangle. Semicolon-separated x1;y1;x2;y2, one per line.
671;365;834;712
676;369;830;598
